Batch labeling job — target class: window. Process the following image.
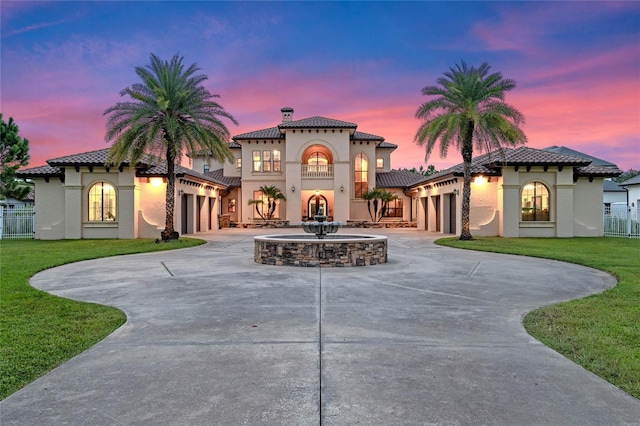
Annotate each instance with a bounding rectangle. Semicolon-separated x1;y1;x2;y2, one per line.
521;181;550;221
88;181;117;221
604;203;611;215
273;150;281;172
354;153;368;198
262;151;271;172
228;198;236;213
376;157;384;169
383;198;403;218
203;164;210;173
236;157;242;169
252;150;261;172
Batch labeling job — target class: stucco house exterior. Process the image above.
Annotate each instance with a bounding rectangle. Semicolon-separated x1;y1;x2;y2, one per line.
17;107;621;239
17;108;426;239
406;146;621;237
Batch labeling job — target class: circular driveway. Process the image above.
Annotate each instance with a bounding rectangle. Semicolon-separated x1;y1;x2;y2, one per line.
2;228;639;425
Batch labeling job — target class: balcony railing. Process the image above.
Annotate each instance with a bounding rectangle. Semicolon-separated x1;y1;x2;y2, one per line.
302;164;333;179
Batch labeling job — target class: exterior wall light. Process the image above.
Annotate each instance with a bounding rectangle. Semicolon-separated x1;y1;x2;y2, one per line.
453;189;459;195
473;176;486;186
291;185;295;192
340;184;344;192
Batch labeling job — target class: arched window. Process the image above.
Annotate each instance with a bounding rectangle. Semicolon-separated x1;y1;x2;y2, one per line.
89;182;117;221
354;153;368;198
521;181;550;221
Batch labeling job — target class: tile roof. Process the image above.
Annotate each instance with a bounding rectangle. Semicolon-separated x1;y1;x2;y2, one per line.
19;148;232;188
16;165;64;178
278;116;357;129
376;169;430;188
543;145;618;167
410;146;621;188
483;146;592;167
206;169;241;187
47;148;113;166
378;141;398;149
233;126;283;140
352;131;385;141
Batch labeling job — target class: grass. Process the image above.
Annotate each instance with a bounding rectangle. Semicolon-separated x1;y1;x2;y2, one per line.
436;236;640;399
0;238;205;400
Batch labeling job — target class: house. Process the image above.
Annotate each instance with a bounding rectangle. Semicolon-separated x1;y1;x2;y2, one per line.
17;108;426;239
406;146;622;237
603;180;627;213
17;107;622;239
0;188;34;209
619;174;640;209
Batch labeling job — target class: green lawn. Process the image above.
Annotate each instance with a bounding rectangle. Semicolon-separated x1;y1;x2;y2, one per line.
436;236;640;399
0;238;205;400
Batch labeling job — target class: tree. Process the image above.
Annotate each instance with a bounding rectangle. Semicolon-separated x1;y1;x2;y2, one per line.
401;164;437;176
104;53;237;240
0;114;31;200
248;185;286;220
414;61;527;240
616;169;640;184
362;188;398;222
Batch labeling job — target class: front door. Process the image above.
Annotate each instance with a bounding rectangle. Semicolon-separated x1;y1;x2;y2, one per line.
307;194;328;218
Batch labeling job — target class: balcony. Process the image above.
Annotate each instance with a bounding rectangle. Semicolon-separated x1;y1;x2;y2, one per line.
302;164;333;179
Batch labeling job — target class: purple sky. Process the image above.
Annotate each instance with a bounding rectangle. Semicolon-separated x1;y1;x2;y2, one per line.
2;1;639;172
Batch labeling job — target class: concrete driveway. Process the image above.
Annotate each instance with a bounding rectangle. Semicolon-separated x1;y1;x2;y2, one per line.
2;228;639;425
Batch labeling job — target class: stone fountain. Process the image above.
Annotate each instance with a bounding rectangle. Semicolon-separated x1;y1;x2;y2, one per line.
254;206;387;267
299;207;342;239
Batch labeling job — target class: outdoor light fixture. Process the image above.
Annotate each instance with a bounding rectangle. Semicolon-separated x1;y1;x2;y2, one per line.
453;189;459;195
473;176;486;186
291;185;295;192
340;184;344;192
178;189;184;196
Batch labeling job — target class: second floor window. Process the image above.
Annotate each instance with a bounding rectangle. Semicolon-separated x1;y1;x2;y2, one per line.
376;158;384;169
252;150;261;172
262;151;271;172
354;153;368;198
273;150;281;172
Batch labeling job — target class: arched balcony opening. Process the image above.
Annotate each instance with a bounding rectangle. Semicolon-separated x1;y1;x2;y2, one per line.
302;145;333;178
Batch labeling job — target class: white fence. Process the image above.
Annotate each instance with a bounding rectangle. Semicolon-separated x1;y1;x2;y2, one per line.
604;205;639;238
0;206;35;240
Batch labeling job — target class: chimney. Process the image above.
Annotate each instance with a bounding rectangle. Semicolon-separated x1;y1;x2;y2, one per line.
281;107;294;123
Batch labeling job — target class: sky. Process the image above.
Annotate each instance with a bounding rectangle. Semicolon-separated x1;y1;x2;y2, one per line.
1;1;639;173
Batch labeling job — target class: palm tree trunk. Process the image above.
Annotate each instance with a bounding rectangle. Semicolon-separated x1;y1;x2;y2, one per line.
460;124;474;240
162;148;179;240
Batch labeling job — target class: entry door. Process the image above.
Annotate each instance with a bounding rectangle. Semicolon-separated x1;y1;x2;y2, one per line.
307;195;328;218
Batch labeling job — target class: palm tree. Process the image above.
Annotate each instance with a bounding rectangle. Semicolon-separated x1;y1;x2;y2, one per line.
104;53;237;240
248;185;286;220
362;188;382;222
414;61;527;240
378;189;399;222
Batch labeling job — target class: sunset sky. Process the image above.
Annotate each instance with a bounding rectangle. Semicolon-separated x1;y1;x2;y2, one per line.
2;1;639;172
